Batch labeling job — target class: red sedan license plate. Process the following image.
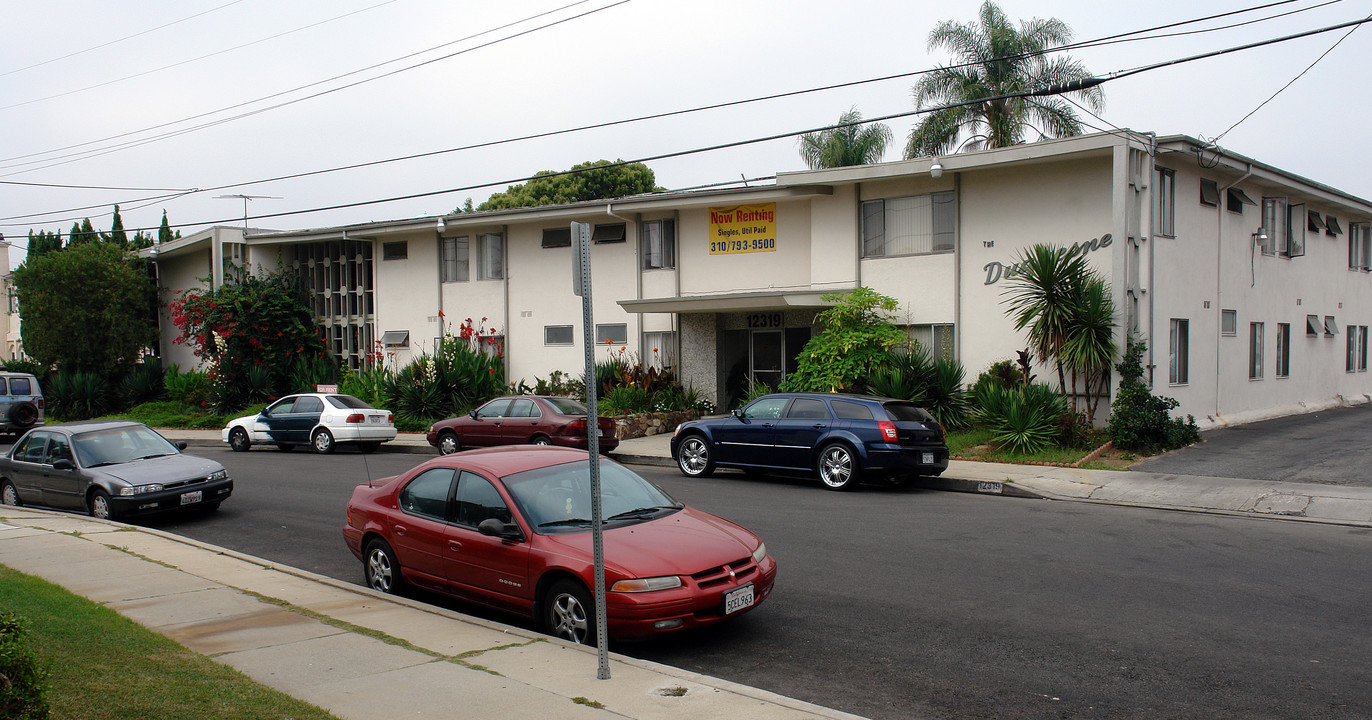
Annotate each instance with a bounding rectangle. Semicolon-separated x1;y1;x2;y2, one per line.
180;490;202;505
724;583;754;614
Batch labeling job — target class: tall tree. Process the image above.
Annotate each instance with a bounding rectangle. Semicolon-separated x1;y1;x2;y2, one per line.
798;107;893;169
26;230;62;257
475;160;662;211
107;205;128;247
904;1;1103;158
12;242;157;375
158;210;178;244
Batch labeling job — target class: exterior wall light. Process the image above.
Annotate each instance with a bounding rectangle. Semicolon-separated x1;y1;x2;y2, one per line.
930;159;944;179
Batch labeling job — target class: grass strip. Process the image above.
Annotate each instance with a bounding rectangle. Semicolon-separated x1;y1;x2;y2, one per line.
0;564;341;720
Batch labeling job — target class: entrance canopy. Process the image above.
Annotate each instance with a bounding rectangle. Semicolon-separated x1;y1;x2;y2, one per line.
617;288;840;314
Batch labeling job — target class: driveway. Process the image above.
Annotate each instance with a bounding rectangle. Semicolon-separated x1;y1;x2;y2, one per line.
1131;403;1372;486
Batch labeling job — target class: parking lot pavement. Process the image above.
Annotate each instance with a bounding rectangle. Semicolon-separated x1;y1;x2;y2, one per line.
1130;403;1372;487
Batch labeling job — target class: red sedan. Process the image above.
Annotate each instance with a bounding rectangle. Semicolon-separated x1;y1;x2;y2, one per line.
426;396;618;454
342;446;776;642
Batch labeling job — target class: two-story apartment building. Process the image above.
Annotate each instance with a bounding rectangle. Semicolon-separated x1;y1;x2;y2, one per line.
149;131;1372;428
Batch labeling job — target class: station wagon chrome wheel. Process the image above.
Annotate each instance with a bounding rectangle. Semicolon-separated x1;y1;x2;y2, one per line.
677;436;715;478
817;443;858;490
545;580;593;644
364;540;401;594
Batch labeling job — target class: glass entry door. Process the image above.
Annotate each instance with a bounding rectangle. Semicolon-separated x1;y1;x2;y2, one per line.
751;330;784;391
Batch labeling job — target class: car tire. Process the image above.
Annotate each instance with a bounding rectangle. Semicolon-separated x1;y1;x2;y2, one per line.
437;432;460;455
676;435;715;478
277;443;295;452
363;539;404;594
89;488;116;520
1;480;21;507
7;402;38;429
544;579;595;645
816;442;859;490
312;428;336;454
531;435;552;446
358;442;380;454
228;427;251;452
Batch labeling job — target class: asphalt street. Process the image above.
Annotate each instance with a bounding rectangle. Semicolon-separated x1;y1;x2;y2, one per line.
1132;403;1372;486
133;446;1372;720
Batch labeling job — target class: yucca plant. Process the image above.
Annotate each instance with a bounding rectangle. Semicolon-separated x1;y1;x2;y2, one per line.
289;356;338;395
923;358;971;429
244;365;275;405
973;382;1068;455
119;362;166;408
63;372;113;420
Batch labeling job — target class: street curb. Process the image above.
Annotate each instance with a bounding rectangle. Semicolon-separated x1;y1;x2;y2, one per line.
177;436;436;454
607;453;676;468
910;475;1047;499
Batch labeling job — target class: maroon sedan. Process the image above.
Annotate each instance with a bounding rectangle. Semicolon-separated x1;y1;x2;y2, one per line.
426;395;618;455
343;446;776;642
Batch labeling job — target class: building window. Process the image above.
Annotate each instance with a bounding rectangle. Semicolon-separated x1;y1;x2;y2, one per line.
381;330;409;348
1227;187;1254;214
1157;168;1176;237
1326;216;1344;236
862;191;956;257
477;233;503;280
593;223;626;243
1325;315;1338;337
441;236;469;283
382;241;408;261
1286;203;1306;257
903;324;955;360
542;227;571;248
1262;197;1287;256
642;219;675;269
1169;318;1189;385
1348;326;1357;373
1361;326;1369;372
1350;222;1371;271
1309;211;1326;233
1221;309;1237;336
1307;314;1320;336
1249;322;1264;380
544;325;573;346
595;323;628;345
643;331;677;370
1276;323;1290;378
1199;178;1220;208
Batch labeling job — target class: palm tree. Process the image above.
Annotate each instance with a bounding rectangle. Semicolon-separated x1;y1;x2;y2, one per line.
904;1;1104;158
1059;274;1116;423
798;107;893;170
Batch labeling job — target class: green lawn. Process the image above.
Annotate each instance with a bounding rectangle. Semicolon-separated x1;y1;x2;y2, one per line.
945;426;1128;469
0;565;340;720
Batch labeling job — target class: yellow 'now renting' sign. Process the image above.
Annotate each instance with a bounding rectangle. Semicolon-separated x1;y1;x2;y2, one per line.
709;203;776;254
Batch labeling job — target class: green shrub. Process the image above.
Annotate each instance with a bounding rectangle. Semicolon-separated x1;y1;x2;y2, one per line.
973;383;1068;455
118;361;165;408
289;356;338;394
869;347;969;428
46;372;112;421
1;360;47;380
0;612;49;720
533;370;585;398
601;384;652;415
1108;341;1200;453
164;367;210;408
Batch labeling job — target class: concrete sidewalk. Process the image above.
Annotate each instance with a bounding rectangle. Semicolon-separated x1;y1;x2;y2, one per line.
0;505;864;720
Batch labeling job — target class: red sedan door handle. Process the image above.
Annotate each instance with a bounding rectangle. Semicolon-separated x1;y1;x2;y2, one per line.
394;525;407;536
448;540;462;551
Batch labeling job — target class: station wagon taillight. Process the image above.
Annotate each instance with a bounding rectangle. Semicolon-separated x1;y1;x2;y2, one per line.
877;420;899;441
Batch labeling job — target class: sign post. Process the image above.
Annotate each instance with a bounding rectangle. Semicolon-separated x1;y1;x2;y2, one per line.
572;221;610;679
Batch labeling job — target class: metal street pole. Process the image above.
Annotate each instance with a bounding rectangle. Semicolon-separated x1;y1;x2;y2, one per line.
572;221;610;679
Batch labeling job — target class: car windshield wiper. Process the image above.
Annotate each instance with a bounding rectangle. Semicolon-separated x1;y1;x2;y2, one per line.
136;453;175;460
537;518;593;528
606;506;677;522
85;461;121;468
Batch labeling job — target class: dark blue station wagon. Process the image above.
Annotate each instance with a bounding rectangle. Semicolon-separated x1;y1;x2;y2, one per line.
670;393;949;490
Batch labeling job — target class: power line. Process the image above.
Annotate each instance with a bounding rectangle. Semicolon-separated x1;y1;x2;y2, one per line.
67;13;1367;236
0;0;618;171
0;0;1321;176
0;0;246;78
0;0;402;112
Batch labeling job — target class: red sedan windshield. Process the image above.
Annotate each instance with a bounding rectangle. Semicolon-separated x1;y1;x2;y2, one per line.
502;460;680;533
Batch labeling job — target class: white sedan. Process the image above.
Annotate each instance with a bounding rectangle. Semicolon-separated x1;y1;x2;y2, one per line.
223;393;396;454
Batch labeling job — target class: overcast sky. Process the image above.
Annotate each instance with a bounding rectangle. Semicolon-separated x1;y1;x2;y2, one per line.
3;0;1368;262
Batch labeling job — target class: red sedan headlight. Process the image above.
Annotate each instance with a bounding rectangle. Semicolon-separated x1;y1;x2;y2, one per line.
610;576;683;592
